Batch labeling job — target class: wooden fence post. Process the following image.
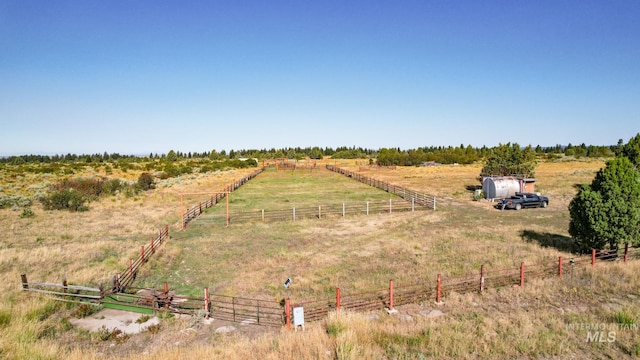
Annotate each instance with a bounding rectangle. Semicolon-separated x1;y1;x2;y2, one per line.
480;265;485;293
412;198;415;212
262;209;265;222
285;298;291;330
433;197;436;210
62;276;68;293
591;249;596;267
520;262;525;287
366;201;369;215
293;207;296;221
21;274;28;290
164;282;169;309
624;243;629;263
342;203;345;217
336;288;341;311
389;198;392;214
558;257;563;278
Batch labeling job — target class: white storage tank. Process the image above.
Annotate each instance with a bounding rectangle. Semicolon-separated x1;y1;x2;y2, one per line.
482;177;522;200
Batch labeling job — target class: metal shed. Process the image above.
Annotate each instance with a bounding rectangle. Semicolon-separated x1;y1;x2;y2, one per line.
482;177;535;200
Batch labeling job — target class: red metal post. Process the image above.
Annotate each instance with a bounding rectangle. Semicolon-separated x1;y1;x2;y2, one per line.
624;243;629;263
285;298;291;330
336;288;341;311
520;262;525;287
436;274;442;303
389;279;394;311
591;249;596;267
558;257;563;278
204;287;210;319
480;265;485;292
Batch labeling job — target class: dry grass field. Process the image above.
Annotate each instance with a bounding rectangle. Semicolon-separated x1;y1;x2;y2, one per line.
2;158;640;359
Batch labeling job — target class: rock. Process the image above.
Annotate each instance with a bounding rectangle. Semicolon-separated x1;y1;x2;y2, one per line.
426;310;444;318
399;314;414;322
215;325;236;333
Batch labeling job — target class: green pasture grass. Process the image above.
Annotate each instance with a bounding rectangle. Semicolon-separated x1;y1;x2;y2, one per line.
206;167;401;214
135;166;577;302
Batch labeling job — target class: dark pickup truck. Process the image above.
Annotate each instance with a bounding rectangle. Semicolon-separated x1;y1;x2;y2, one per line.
496;192;549;210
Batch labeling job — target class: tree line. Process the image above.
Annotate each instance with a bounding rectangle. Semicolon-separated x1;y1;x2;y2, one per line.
0;142;620;165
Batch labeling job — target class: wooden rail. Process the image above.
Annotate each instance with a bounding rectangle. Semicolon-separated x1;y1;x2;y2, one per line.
181;167;264;228
326;165;436;210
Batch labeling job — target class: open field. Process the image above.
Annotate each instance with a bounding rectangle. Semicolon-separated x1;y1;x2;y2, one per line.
2;158;640;359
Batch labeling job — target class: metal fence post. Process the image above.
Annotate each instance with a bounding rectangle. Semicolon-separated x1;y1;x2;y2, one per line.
389;279;394;311
285;298;291;330
436;274;442;304
520;262;525;287
204;287;210;319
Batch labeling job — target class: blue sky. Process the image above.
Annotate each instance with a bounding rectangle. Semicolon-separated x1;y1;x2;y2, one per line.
1;1;639;155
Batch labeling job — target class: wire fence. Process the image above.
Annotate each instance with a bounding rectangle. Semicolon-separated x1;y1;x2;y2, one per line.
194;198;426;226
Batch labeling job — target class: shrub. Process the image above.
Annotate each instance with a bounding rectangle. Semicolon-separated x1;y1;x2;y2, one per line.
472;190;486;201
137;172;155;191
0;195;32;209
101;178;125;196
19;207;35;218
40;189;88;212
71;304;100;318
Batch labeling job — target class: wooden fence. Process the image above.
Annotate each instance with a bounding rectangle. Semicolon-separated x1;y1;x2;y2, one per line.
113;225;170;292
21;244;639;328
182;167;264;228
326;164;436;210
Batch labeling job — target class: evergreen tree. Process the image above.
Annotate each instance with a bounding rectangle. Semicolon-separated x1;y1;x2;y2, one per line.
621;133;640;168
568;156;640;253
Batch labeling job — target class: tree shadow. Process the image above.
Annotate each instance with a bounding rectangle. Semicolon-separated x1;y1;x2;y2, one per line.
465;184;481;192
520;229;576;253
